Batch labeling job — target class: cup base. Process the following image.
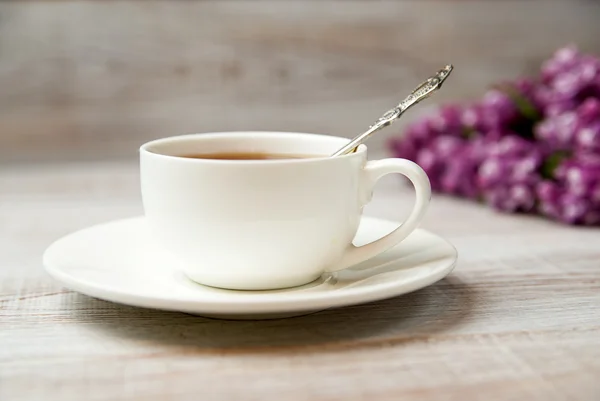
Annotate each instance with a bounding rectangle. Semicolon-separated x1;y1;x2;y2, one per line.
187;309;324;320
183;271;323;291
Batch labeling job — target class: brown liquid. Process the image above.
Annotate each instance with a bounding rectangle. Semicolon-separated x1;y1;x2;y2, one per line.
178;152;317;160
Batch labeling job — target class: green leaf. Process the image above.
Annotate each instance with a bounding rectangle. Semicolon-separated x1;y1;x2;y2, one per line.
541;151;571;179
494;83;541;122
462;127;477;139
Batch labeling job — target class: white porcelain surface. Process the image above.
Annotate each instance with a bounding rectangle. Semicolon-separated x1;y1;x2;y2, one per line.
140;132;431;290
43;216;457;319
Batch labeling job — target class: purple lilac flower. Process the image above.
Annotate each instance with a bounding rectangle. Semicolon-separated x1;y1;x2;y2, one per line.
461;104;486;132
509;78;543;120
534;110;580;151
461;87;534;135
541;46;580;83
388;45;600;225
391;126;484;199
429;104;465;136
536;181;562;220
388;105;466;162
479;89;520;130
414;135;465;192
438;137;488;199
533;86;578;117
536;97;600;153
476;136;544;212
388;120;427;161
573;98;600;153
577;97;600;121
536;46;600;117
537;154;600;225
513;78;537;98
575;121;600;153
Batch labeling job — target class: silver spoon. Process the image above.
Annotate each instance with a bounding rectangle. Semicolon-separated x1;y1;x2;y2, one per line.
331;64;454;157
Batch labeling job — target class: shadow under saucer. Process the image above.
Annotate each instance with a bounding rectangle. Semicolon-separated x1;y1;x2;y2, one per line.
68;275;475;353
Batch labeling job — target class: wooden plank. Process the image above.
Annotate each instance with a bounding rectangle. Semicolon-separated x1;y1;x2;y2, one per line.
1;1;600;163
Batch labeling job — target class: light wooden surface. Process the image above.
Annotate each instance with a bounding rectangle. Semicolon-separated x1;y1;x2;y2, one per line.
1;160;599;401
2;0;600;163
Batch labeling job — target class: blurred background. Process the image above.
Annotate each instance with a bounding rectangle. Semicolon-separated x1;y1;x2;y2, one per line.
1;0;600;165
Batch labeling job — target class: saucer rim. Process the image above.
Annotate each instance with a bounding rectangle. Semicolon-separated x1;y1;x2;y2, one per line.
43;216;457;315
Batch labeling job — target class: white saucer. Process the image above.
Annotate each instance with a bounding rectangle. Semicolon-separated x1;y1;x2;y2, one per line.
43;216;457;320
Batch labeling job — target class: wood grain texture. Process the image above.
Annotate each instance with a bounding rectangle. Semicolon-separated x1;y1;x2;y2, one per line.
1;0;600;163
1;162;599;401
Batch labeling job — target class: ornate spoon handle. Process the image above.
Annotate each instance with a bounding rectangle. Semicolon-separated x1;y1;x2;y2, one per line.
331;64;454;157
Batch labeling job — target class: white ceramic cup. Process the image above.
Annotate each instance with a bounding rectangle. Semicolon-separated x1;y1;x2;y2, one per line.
140;132;431;290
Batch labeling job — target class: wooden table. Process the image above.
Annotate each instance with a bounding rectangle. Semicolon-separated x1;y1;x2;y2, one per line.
1;161;599;401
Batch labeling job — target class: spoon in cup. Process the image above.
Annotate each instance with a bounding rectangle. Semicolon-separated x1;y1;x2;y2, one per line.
331;64;454;157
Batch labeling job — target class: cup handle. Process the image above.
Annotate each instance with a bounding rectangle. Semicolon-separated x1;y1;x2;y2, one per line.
328;158;431;272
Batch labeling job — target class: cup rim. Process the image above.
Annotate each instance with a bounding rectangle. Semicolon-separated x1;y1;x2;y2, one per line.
139;131;367;164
